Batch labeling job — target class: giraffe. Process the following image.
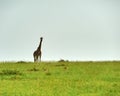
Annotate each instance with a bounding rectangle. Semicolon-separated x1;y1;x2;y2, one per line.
33;37;43;62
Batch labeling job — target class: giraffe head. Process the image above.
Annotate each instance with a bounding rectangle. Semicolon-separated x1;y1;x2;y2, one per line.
40;37;43;40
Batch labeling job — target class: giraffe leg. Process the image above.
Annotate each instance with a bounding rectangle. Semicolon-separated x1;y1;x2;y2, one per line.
34;56;35;62
34;56;38;62
36;56;39;62
34;58;36;62
39;55;41;62
37;55;41;62
38;53;42;62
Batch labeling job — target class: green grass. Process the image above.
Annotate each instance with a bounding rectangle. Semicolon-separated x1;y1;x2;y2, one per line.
0;61;120;96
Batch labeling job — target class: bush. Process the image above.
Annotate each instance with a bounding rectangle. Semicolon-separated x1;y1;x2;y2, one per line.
28;67;39;71
0;69;22;75
45;71;51;76
17;61;27;63
58;59;69;62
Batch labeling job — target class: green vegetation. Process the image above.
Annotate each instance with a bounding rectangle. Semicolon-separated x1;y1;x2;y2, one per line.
0;61;120;96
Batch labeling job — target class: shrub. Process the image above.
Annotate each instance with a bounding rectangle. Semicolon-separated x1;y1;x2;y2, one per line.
58;59;69;62
45;71;51;75
28;67;39;71
17;61;27;63
0;69;22;75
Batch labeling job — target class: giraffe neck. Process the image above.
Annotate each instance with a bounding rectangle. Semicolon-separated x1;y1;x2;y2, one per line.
37;38;43;51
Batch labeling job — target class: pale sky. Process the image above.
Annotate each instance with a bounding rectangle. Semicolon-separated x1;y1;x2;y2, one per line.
0;0;120;61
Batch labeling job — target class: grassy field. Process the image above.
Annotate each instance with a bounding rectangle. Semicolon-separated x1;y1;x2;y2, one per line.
0;61;119;96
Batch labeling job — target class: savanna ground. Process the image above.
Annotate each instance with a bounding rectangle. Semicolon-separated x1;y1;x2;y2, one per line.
0;61;119;96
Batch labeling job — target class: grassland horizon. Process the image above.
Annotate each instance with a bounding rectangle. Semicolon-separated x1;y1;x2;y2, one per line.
0;59;120;63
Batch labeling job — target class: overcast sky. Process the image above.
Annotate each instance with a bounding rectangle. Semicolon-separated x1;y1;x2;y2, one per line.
0;0;120;61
